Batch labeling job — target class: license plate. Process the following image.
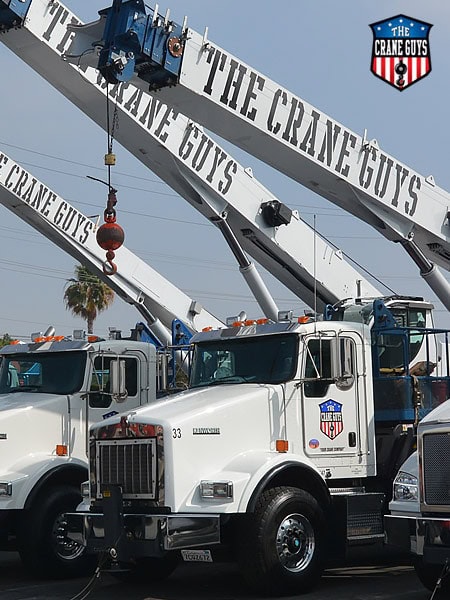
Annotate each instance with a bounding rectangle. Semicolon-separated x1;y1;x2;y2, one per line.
181;549;213;563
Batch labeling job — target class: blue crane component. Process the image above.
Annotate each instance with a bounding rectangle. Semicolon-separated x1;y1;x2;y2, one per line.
97;0;184;89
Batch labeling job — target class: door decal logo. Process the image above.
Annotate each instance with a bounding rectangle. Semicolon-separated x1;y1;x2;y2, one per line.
370;15;432;91
319;399;343;440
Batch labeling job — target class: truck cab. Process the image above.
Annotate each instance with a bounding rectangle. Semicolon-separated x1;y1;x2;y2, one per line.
0;330;157;577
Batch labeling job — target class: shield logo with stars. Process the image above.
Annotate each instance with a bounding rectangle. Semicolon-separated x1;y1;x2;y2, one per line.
319;399;343;440
370;15;432;91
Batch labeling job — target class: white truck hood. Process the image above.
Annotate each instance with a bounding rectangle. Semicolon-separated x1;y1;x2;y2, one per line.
95;383;273;432
91;383;281;437
0;391;62;413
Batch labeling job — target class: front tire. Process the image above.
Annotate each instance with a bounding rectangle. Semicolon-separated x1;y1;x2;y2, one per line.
237;486;325;596
413;557;450;593
18;485;96;579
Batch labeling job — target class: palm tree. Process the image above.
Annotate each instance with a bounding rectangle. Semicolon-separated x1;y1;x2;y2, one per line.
64;265;114;334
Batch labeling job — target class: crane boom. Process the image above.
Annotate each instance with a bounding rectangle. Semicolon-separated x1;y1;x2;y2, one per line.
81;1;450;291
0;0;383;315
0;148;224;341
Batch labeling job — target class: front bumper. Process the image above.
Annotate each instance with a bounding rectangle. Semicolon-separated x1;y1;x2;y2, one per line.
66;509;221;561
385;514;450;564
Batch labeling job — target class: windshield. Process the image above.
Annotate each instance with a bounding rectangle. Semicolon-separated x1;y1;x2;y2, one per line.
0;351;87;395
190;333;297;388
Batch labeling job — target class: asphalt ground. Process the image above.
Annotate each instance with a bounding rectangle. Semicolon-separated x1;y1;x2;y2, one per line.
0;550;444;600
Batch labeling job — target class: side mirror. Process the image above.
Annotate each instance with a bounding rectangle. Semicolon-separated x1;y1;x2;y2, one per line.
332;337;355;389
110;359;128;402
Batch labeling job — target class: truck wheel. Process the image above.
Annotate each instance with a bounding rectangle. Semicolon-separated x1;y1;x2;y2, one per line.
18;485;96;579
413;557;450;592
238;486;325;596
112;554;180;583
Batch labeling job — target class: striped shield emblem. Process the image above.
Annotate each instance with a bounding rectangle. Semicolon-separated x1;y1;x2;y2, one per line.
370;15;432;91
319;399;343;440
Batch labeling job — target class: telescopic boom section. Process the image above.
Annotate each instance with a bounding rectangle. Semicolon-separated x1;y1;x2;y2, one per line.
88;2;450;284
0;0;383;313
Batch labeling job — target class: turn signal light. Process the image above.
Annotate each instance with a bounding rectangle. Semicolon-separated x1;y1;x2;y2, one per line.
34;335;65;343
56;445;68;456
276;439;289;453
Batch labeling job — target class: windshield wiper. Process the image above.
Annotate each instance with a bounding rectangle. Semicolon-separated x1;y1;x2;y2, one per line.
209;375;250;385
9;385;42;393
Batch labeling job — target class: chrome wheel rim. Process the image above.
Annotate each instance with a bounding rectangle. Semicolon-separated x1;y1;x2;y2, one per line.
275;512;315;572
52;513;85;561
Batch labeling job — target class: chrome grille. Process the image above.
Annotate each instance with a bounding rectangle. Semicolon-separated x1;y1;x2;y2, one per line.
423;433;450;507
96;438;157;499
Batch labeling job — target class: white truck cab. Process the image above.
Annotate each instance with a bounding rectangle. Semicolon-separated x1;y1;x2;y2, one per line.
0;330;157;577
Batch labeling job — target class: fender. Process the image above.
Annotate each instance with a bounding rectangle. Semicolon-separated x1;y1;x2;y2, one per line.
244;459;331;513
24;463;87;510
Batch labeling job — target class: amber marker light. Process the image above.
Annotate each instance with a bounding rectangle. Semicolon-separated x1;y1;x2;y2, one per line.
56;445;68;456
276;439;289;453
202;326;213;332
257;318;269;325
298;316;310;324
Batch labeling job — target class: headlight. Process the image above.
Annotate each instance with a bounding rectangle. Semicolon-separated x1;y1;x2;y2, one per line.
393;471;418;502
0;482;12;496
80;480;90;499
200;480;233;499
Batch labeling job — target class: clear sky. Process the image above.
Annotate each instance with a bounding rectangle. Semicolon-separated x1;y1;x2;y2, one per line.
0;0;449;340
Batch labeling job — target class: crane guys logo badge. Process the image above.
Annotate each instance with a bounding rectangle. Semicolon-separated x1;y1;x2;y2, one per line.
319;400;343;440
370;15;432;91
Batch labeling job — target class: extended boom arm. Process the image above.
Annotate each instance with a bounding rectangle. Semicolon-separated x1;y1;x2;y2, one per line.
0;0;383;316
0;149;224;341
80;1;450;309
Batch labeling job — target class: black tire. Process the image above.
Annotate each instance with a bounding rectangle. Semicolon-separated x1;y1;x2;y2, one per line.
18;484;96;579
111;553;180;583
237;486;325;596
413;557;450;593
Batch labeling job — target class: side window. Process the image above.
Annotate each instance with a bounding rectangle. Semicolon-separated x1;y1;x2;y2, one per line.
303;338;333;398
376;333;406;373
124;359;138;396
89;356;138;408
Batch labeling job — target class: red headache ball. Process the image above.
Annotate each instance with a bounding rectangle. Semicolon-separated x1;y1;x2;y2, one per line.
96;222;125;251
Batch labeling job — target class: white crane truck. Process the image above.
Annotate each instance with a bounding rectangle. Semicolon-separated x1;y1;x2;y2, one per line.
0;328;160;578
64;300;450;595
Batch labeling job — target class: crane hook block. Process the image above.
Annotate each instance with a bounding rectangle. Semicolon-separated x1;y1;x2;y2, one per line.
96;221;125;252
